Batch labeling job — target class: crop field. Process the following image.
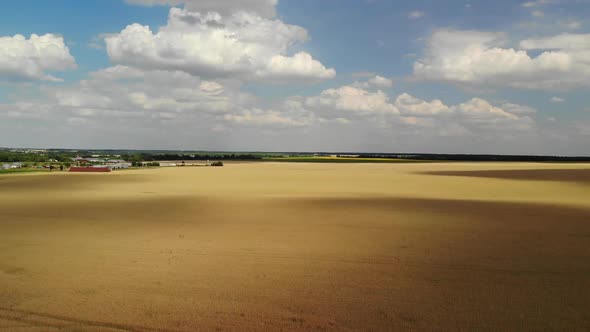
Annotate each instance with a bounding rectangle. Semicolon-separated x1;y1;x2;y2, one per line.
1;162;589;331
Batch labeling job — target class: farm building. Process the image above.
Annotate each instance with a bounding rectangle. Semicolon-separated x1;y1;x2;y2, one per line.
69;157;130;170
106;160;131;169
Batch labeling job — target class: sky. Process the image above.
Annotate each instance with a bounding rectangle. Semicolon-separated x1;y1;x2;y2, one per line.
1;0;589;154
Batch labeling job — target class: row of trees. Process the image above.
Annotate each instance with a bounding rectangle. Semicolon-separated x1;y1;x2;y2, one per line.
131;161;161;167
6;150;589;164
0;152;52;163
121;153;263;161
358;154;590;162
0;151;120;163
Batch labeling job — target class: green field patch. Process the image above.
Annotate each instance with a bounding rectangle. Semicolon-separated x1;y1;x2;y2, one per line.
0;168;50;174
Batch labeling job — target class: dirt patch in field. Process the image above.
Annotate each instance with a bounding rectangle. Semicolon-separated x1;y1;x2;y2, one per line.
423;168;590;184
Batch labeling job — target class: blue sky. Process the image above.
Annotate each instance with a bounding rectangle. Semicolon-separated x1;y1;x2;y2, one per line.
0;0;589;154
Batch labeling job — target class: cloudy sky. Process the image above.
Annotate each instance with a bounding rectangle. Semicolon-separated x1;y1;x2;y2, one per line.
1;0;589;154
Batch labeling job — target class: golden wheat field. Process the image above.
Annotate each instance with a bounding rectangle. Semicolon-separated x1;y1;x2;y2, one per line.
1;162;590;331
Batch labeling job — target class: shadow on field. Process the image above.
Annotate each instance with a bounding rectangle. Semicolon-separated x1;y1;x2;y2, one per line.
295;196;590;223
422;168;590;185
2;194;590;330
0;196;203;225
0;173;148;192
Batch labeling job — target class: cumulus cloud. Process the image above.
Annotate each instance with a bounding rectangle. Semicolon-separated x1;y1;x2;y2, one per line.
397;97;535;134
395;93;450;116
368;75;393;88
351;75;393;89
0;33;76;82
305;86;399;115
454;98;517;119
261;52;336;81
3;66;535;137
6;65;249;125
413;29;590;90
395;94;535;133
0;72;546;152
224;108;313;127
520;33;590;50
1;63;323;133
105;7;335;82
300;83;534;135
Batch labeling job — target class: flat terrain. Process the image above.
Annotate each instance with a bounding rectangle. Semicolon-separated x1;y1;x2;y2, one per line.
1;162;589;331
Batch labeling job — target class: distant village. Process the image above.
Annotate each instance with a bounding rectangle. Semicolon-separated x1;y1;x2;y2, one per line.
2;157;133;172
1;149;224;173
71;157;133;169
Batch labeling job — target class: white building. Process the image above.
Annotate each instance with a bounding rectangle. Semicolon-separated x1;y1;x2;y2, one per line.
108;163;131;169
106;160;131;169
1;162;22;170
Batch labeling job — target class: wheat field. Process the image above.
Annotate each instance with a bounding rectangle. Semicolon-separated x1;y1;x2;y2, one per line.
1;162;589;331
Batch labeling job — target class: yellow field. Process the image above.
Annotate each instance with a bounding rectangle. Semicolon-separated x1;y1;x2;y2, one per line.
1;162;589;331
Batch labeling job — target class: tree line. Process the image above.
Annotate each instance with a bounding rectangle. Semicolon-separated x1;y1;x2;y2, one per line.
357;153;590;162
122;153;263;161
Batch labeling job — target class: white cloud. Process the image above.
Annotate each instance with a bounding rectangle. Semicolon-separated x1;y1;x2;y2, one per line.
394;94;535;133
413;29;590;90
300;84;535;135
520;33;590;50
351;75;393;89
305;86;399;115
453;98;517;121
43;65;247;120
0;33;76;82
564;20;582;30
125;0;278;18
531;10;545;17
261;52;336;81
515;16;584;34
0;63;322;132
368;75;393;88
451;98;536;132
224;108;313;127
551;96;565;102
0;73;548;152
395;93;451;116
106;7;334;82
408;11;425;19
522;0;559;7
500;102;538;115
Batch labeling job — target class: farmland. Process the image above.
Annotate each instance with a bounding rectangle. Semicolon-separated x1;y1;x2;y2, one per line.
1;162;589;331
